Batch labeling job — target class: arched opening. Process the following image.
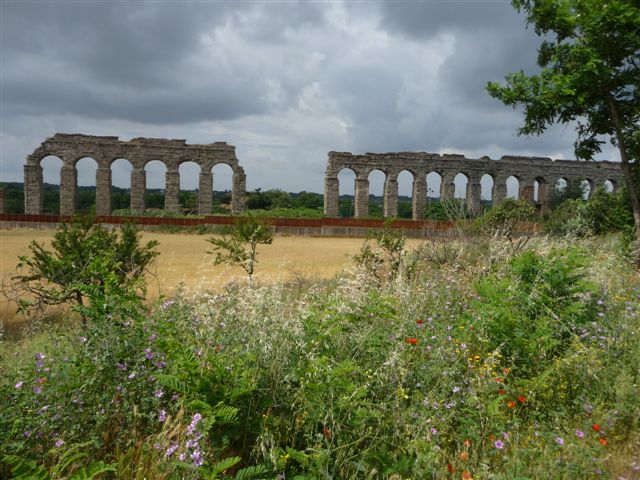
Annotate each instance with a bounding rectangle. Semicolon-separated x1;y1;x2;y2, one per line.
534;177;546;203
179;161;201;214
337;168;356;217
367;169;385;218
454;173;468;199
580;179;593;199
506;175;520;199
603;180;615;193
555;178;568;195
425;172;443;219
397;170;414;219
145;160;167;210
111;159;133;212
75;157;98;214
481;174;494;204
212;163;234;214
40;156;63;214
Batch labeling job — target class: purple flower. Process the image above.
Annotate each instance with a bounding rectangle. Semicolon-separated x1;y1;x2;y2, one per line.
127;372;136;380
494;440;504;449
502;432;509;439
555;437;564;445
154;389;164;398
23;431;31;438
165;443;178;457
35;352;45;361
55;439;64;448
116;362;127;371
15;381;23;389
148;333;157;342
178;453;186;461
162;300;175;310
191;449;204;467
186;438;199;449
144;348;154;360
153;442;161;450
575;430;585;439
158;410;167;422
430;427;438;435
33;386;42;395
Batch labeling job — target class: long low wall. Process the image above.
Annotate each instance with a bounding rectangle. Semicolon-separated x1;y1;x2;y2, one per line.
0;214;539;238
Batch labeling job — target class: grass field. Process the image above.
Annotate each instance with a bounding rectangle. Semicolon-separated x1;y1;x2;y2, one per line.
0;228;386;328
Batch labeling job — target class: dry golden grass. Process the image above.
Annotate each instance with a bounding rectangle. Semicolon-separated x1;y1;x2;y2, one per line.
0;228;381;328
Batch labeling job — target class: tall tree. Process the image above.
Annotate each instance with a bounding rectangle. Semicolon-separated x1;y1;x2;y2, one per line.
487;0;640;265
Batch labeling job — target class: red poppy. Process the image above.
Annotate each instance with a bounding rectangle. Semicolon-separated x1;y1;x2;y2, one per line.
517;395;526;403
598;438;608;446
405;338;418;345
592;424;600;432
498;389;507;395
463;439;472;447
416;319;424;325
461;471;473;480
322;426;332;439
507;401;516;408
488;434;495;441
447;463;455;474
495;378;503;383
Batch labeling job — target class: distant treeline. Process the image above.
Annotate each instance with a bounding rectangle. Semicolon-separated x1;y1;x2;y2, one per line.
1;183;462;219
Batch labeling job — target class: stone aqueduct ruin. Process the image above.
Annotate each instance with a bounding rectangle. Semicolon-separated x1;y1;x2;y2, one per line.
24;134;246;216
23;133;623;218
324;151;623;218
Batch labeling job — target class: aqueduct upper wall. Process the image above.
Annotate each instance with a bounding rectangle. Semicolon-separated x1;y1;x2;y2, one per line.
24;133;246;216
324;151;624;219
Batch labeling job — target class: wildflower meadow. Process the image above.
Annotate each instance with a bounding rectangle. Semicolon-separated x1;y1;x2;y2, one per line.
1;226;639;478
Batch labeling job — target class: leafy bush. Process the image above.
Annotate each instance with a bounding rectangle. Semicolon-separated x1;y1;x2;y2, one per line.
6;215;158;317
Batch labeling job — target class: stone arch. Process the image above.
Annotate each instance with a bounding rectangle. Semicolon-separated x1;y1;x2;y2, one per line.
336;167;356;217
397;169;415;219
39;155;64;215
211;162;235;215
555;177;569;196
506;175;520;199
178;161;201;214
603;179;615;192
427;172;442;199
454;172;469;199
74;157;99;214
580;178;593;200
110;158;133;213
367;169;386;218
144;160;168;211
480;173;494;203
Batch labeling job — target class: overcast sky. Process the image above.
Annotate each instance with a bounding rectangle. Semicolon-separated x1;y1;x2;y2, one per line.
0;0;617;196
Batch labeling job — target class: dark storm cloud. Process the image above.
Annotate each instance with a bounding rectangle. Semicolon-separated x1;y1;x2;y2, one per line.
0;1;297;124
1;1;596;192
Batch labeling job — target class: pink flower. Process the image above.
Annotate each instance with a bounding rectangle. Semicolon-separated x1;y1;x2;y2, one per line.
494;440;504;449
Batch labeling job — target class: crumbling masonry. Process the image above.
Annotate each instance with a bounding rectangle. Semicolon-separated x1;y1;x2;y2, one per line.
323;151;623;218
24;134;246;216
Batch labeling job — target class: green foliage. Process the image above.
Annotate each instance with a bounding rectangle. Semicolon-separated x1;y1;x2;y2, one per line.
476;198;536;242
7;215;159;316
544;187;635;241
472;247;598;376
354;221;407;280
207;215;273;284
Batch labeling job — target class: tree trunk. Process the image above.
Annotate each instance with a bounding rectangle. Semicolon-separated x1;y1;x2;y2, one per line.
607;94;640;268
